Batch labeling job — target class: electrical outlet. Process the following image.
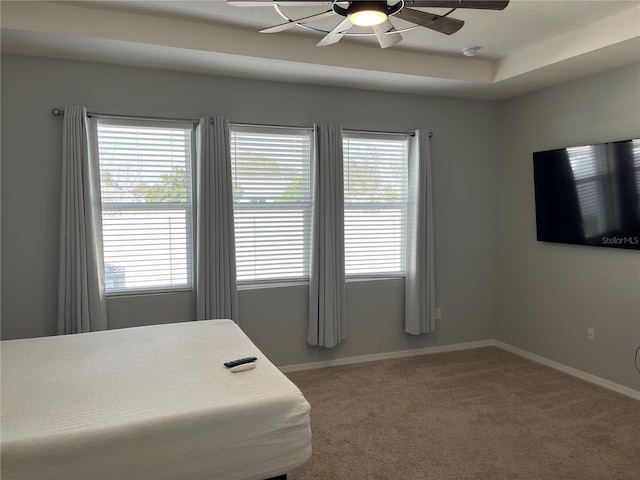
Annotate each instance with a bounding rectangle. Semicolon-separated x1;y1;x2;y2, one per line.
587;328;595;342
434;308;442;320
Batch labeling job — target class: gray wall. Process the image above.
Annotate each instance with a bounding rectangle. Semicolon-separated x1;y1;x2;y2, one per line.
495;64;640;391
1;55;498;366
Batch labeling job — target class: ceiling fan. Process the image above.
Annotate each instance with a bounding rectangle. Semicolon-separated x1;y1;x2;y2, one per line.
227;0;509;48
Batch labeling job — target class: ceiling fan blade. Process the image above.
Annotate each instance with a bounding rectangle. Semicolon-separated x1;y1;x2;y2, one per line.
394;8;464;35
260;10;334;33
372;21;403;49
403;1;509;10
228;0;332;6
317;17;352;47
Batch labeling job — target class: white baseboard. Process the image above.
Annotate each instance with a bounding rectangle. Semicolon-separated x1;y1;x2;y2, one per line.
279;339;494;373
280;338;640;401
494;341;640;401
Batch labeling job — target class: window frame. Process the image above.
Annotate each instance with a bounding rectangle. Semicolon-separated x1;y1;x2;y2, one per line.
94;117;197;296
230;124;314;286
342;131;410;279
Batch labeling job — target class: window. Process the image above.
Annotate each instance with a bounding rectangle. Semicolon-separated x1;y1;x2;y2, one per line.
96;119;194;293
343;132;409;276
230;125;313;283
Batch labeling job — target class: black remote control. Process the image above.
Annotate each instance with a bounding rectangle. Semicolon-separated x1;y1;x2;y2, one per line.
224;356;257;368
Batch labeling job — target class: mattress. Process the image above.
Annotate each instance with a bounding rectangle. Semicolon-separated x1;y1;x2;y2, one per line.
1;320;311;480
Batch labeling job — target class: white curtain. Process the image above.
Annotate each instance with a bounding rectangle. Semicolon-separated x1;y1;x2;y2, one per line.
57;106;107;334
308;124;346;347
405;130;436;335
195;116;239;322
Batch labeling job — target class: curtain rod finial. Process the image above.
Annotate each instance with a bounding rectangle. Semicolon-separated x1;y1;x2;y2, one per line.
52;108;64;116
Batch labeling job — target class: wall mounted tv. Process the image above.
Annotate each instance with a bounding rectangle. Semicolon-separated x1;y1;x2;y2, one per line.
533;139;640;251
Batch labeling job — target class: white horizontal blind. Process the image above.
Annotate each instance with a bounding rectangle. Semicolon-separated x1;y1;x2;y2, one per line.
96;119;194;293
633;140;640;195
567;144;616;238
343;132;409;276
230;125;312;283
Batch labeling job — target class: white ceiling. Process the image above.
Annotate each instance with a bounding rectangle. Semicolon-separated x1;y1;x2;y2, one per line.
1;0;639;99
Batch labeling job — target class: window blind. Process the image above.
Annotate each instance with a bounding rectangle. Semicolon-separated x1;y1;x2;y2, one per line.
96;119;194;293
633;140;640;194
230;125;312;283
343;133;409;276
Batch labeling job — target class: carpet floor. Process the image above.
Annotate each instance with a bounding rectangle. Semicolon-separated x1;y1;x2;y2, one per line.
286;347;640;480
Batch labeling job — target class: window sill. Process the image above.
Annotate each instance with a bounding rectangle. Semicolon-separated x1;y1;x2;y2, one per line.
238;280;309;291
105;277;406;296
237;275;405;291
346;275;405;283
106;288;193;299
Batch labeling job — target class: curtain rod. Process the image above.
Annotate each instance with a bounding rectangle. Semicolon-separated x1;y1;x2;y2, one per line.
52;109;304;129
230;122;314;131
51;109;432;137
231;123;425;137
343;128;426;138
51;108;199;124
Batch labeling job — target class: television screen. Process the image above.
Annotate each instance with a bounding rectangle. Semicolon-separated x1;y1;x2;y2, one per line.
533;139;640;251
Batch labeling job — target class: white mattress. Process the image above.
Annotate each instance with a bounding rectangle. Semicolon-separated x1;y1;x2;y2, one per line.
1;320;311;480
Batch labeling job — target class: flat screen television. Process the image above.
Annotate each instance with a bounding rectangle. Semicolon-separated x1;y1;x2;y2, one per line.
533;139;640;251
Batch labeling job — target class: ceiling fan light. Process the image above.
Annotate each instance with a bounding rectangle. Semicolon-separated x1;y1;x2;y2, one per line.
348;2;388;27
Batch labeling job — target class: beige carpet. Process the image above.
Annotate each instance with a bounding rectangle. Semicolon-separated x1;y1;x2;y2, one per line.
286;347;640;480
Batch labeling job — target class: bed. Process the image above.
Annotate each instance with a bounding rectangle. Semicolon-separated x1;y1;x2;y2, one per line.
1;319;312;480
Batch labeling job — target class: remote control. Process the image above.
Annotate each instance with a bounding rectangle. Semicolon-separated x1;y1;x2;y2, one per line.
230;363;256;373
224;356;257;368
